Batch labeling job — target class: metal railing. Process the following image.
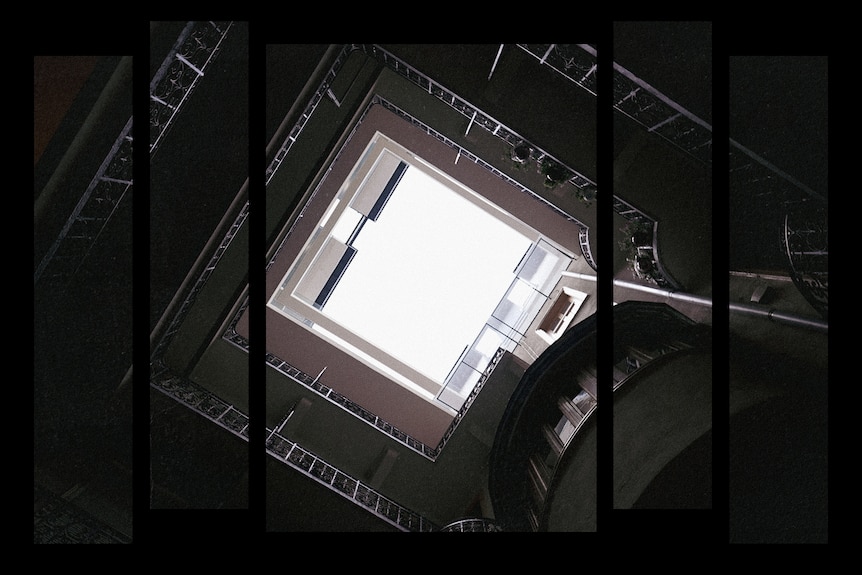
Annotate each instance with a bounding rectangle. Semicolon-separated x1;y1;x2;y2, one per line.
151;358;438;532
264;44;598;270
34;117;133;287
259;342;507;463
612;196;680;289
150;361;250;440
517;43;712;166
440;518;504;532
265;430;437;532
34;484;132;544
263;353;438;460
37;22;234;290
517;44;598;96
374;95;594;245
150;21;233;157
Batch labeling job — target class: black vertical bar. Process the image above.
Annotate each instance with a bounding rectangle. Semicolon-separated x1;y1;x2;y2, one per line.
248;20;265;531
133;21;151;544
712;22;731;543
596;24;615;534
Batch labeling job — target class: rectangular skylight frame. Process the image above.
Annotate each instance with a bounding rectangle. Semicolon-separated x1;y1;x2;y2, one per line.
268;131;573;413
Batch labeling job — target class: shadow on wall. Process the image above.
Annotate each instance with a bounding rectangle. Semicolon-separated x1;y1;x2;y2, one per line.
727;332;828;543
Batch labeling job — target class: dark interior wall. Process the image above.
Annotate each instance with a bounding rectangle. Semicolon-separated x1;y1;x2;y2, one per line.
729;56;827;197
727;328;828;543
34;56;132;267
149;22;249;331
728;56;828;273
34;54;135;533
33;56;101;169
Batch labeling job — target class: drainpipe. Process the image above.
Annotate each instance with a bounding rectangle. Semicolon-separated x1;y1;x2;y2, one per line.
727;302;828;333
612;278;713;307
488;44;504;80
560;271;827;333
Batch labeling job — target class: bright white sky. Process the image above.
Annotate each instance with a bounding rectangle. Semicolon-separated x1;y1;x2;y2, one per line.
322;166;533;383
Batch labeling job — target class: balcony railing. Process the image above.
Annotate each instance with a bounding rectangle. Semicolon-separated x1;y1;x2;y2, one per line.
265;431;438;532
150;21;233;157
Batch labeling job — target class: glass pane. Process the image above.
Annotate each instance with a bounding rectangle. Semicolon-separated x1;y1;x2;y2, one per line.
438;363;481;411
517;239;572;296
463;325;507;371
330;207;364;244
492;277;546;335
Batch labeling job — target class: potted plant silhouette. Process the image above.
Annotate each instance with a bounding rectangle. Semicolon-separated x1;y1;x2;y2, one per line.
634;254;654;276
508;143;532;170
540;159;568;189
619;220;657;281
631;227;652;248
576;186;596;206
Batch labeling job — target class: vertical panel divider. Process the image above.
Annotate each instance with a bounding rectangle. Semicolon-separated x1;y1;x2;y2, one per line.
133;23;151;543
713;24;731;542
249;21;265;531
596;25;615;533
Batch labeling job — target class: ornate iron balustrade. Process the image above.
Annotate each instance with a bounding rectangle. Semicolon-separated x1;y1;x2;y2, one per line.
151;358;437;532
783;202;828;319
34;117;133;287
36;22;234;289
517;44;598;96
150;360;250;440
440;518;504;532
612;61;713;165
34;484;132;544
730;139;827;318
612;196;680;290
150;21;233;157
518;44;712;166
255;335;507;463
357;44;599;208
265;431;437;532
265;45;598;271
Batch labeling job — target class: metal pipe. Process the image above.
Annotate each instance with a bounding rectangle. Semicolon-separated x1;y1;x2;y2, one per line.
488;44;504;80
729;302;828;333
612;278;713;307
561;271;596;281
560;271;827;332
